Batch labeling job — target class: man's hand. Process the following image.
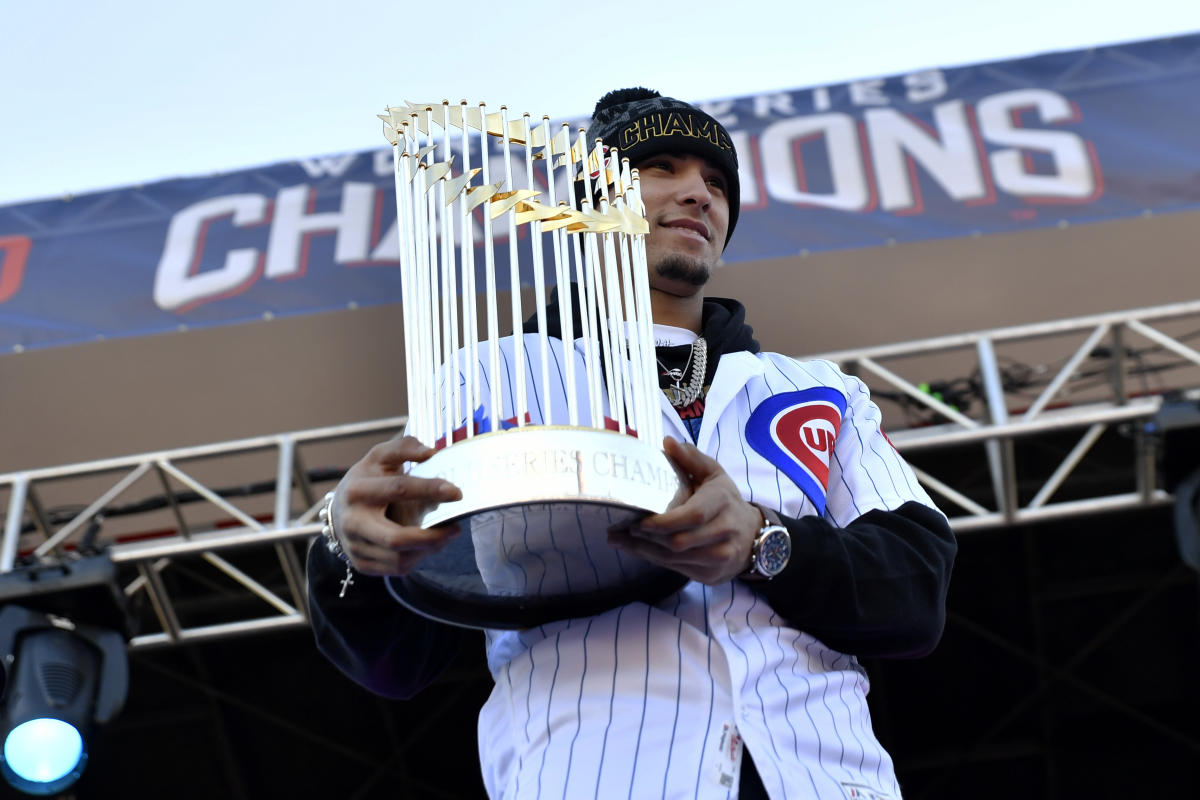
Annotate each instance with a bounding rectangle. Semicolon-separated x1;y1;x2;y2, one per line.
330;435;463;576
606;437;762;585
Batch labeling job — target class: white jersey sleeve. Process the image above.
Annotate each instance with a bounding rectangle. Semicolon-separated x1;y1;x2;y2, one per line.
820;362;942;527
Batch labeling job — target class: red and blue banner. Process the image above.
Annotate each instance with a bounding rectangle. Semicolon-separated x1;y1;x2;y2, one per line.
2;33;1199;352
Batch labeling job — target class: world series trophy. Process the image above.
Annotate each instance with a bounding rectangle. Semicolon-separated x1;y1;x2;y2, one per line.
378;101;688;629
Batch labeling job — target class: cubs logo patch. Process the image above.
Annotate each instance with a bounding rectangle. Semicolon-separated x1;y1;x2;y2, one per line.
746;387;848;515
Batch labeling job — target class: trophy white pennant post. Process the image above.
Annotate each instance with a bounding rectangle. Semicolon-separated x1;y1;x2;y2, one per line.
378;101;687;629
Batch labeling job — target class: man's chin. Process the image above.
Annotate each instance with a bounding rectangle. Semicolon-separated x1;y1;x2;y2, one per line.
654;256;711;289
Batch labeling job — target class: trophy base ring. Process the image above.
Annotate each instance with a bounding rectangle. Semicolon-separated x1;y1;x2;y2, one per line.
386;427;689;630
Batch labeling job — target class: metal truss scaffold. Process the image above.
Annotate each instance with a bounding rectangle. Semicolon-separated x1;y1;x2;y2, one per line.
2;300;1198;648
818;299;1200;532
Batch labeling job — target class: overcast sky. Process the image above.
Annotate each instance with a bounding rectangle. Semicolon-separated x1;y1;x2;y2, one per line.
2;0;1198;207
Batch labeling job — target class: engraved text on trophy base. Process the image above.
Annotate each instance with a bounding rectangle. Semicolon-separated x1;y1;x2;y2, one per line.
408;428;685;529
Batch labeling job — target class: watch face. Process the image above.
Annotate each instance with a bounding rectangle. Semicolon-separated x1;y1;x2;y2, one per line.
756;527;791;577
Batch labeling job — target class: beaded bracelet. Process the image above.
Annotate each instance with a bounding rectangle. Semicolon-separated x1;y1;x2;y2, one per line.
318;491;355;597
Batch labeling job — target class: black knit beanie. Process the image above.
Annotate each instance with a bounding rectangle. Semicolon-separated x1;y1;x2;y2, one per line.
587;88;740;247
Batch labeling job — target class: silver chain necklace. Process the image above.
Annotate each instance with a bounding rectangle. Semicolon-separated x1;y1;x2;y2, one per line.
657;337;708;407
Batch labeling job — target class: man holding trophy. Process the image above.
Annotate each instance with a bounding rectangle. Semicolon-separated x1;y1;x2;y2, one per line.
308;88;957;799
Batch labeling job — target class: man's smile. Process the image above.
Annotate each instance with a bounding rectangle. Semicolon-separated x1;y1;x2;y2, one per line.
661;218;711;242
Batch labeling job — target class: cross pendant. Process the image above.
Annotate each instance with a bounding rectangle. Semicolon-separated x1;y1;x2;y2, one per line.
338;565;355;598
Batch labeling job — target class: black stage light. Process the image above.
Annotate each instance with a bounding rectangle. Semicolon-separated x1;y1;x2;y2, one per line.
0;607;128;795
1175;468;1200;573
1145;394;1200;573
0;555;132;795
1147;395;1200;490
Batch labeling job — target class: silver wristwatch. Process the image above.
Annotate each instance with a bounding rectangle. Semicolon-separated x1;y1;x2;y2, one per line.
742;506;791;581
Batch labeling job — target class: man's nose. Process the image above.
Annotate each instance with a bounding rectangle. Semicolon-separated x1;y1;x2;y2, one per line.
675;166;712;207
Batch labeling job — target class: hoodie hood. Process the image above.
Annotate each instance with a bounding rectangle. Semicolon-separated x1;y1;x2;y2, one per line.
524;285;759;387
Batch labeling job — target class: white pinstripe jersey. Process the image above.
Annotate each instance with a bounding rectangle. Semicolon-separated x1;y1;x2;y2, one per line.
438;334;939;800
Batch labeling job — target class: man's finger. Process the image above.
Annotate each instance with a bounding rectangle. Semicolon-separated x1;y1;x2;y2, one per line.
663;436;723;480
342;474;461;507
629;523;729;553
349;532;453;568
345;513;461;553
351;551;435;577
347;556;401;577
609;530;736;572
638;486;721;533
365;434;438;469
344;520;461;573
